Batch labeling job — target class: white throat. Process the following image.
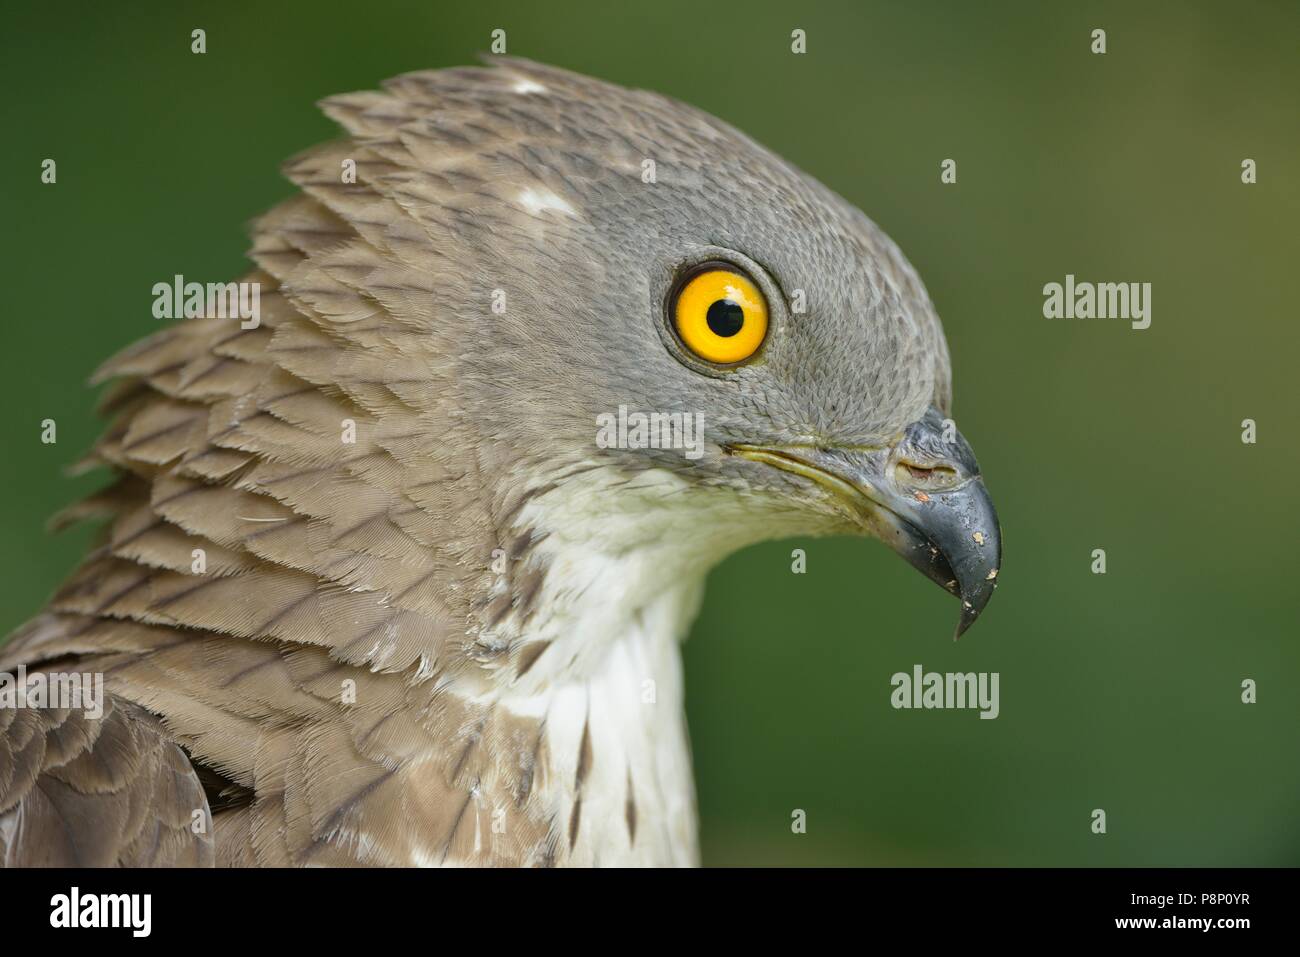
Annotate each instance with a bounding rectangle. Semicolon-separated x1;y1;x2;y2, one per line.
480;464;752;863
482;461;818;864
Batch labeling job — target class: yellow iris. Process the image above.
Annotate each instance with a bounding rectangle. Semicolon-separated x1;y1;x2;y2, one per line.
672;268;769;364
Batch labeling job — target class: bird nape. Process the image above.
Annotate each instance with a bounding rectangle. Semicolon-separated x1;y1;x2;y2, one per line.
0;56;1000;867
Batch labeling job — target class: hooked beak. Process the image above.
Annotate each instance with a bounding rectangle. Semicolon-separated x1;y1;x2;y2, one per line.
728;407;1001;639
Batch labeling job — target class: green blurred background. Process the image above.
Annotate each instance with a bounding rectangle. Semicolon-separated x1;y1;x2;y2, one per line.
2;1;1296;865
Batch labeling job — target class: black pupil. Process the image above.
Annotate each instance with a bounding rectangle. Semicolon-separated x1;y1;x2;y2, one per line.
706;299;745;337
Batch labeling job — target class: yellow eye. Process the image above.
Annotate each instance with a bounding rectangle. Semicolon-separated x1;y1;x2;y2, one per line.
671;266;769;365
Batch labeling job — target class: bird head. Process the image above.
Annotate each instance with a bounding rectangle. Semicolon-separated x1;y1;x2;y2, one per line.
311;57;1001;644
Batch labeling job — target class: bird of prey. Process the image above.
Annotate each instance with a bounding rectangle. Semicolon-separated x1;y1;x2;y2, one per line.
0;57;999;867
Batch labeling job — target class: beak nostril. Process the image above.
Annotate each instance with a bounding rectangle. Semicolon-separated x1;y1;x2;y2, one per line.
898;462;959;489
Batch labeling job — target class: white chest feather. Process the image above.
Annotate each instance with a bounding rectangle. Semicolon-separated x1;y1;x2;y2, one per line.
532;588;701;865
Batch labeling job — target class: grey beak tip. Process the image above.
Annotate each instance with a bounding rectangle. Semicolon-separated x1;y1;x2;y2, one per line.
953;565;999;640
953;604;974;641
